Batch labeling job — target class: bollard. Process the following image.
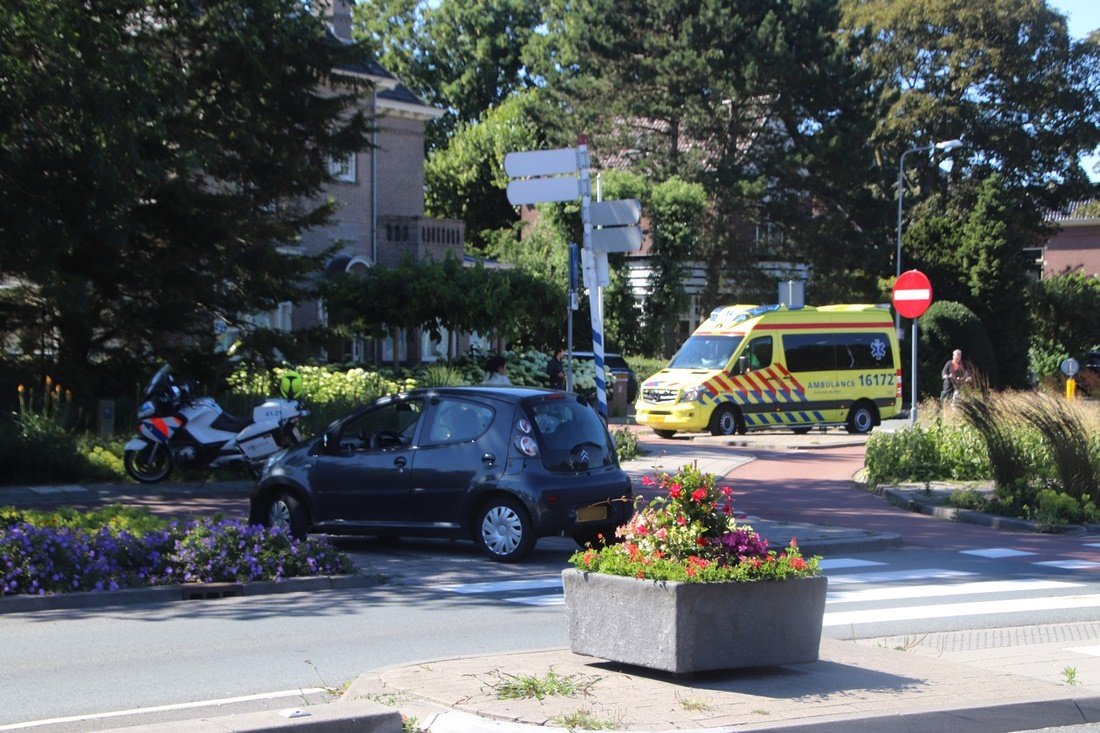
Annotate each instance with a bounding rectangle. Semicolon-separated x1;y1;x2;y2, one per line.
97;399;116;437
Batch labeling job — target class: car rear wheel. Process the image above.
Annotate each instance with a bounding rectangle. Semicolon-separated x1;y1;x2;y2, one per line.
846;402;877;434
791;426;812;435
266;490;308;540
475;496;534;563
652;428;676;439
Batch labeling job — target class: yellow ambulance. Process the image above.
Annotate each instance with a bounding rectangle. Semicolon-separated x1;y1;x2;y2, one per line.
634;304;902;437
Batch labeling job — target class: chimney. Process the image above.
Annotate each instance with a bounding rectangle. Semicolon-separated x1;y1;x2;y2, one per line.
323;0;353;42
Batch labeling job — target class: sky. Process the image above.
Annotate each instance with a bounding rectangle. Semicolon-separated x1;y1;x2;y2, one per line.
1048;0;1099;39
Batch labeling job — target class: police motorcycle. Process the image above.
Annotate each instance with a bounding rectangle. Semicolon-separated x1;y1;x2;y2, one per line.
123;364;307;483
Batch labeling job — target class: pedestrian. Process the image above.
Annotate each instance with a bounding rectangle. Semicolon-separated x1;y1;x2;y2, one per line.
482;355;511;385
940;348;971;405
547;348;565;390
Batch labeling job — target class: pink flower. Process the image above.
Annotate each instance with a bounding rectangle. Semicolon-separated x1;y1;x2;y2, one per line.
641;475;655;486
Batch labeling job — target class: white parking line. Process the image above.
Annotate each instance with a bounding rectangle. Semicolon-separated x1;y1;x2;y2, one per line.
439;578;562;594
0;688;327;730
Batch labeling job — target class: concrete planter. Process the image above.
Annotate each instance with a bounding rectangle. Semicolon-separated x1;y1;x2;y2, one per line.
562;568;827;674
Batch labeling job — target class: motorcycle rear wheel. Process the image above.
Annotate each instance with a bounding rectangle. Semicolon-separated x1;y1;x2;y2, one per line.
124;444;173;483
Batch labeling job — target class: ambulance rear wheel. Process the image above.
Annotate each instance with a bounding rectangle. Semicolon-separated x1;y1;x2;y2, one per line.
652;429;677;439
846;402;877;434
791;426;812;435
709;405;744;436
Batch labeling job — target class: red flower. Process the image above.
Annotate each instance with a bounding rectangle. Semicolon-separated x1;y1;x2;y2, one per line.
691;488;707;502
583;550;595;566
721;486;733;497
669;487;682;499
695;535;707;547
641;475;655;486
791;557;807;571
677;515;687;526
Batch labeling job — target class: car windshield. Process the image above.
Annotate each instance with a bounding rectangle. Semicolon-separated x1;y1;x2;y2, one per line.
668;335;742;370
525;397;615;473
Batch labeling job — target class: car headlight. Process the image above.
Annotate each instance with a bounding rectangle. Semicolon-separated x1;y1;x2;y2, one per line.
137;401;155;419
260;449;288;479
681;386;702;403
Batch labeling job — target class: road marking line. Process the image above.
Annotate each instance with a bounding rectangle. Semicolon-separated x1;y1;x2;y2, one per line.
828;568;975;585
1034;560;1100;570
823;594;1100;627
819;558;887;570
960;548;1036;558
439;578;561;594
507;594;565;607
0;688;327;730
827;579;1081;604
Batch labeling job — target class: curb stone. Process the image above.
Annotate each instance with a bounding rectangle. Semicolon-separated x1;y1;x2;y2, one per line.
877;485;1100;536
0;573;385;615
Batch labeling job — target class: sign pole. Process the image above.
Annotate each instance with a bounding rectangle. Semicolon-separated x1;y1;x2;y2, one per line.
577;134;606;417
911;321;918;426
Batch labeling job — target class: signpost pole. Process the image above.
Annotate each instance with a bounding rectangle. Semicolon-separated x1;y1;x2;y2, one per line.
578;135;607;417
567;243;578;393
911;321;919;426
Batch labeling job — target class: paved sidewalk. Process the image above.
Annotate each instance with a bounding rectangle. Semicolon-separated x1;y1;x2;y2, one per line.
343;633;1100;732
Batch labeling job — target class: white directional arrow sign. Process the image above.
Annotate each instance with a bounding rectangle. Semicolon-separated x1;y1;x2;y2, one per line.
504;148;578;178
590;198;641;227
506;176;580;206
590;226;644;253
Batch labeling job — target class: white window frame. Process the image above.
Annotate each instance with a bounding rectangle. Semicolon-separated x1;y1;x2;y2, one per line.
328;152;356;183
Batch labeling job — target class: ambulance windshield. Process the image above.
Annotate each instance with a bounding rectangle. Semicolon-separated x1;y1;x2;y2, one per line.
668;335;742;370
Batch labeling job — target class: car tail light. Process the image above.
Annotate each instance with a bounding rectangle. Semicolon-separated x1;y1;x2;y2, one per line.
515;418;532;434
515;435;539;457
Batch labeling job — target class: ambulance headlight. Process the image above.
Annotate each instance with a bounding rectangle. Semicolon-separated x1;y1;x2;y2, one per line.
681;386;702;403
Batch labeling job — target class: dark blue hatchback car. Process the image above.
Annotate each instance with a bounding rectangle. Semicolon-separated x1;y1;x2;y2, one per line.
249;386;633;562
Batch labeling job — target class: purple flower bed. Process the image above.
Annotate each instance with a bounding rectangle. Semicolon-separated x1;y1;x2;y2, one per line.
1;518;353;596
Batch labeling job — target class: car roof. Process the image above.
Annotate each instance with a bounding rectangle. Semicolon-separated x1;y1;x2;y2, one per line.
400;386;560;403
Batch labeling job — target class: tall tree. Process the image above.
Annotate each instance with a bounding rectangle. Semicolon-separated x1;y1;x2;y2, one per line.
352;0;543;145
541;0;883;302
840;0;1100;211
0;0;370;396
644;178;707;357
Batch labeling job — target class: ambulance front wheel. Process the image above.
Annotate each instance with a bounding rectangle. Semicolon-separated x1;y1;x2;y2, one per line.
709;405;745;436
846;401;877;434
652;429;677;439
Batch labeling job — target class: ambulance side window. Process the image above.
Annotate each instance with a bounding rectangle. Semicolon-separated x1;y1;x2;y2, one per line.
745;336;773;372
783;334;837;372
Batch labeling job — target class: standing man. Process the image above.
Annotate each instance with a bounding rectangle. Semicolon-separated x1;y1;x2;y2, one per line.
547;348;565;390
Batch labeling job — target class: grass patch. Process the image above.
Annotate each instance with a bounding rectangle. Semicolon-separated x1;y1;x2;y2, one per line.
489;670;598;701
550;710;619;730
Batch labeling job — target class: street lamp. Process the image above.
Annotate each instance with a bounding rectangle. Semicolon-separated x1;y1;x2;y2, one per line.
895;137;963;425
894;138;963;330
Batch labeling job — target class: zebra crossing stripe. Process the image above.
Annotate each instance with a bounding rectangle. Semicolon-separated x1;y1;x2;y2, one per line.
823;594;1100;626
828;568;975;585
827;579;1082;604
439;578;561;594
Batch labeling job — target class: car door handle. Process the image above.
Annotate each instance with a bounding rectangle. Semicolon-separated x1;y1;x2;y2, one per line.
482;452;496;466
393;456;407;468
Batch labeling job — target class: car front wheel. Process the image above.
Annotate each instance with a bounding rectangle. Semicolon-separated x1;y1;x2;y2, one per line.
266;490;309;540
475;496;535;563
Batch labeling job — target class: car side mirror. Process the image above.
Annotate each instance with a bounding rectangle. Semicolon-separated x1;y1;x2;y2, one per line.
738;355;748;374
321;431;337;452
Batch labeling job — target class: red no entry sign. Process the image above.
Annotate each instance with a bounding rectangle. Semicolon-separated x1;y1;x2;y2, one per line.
892;269;933;319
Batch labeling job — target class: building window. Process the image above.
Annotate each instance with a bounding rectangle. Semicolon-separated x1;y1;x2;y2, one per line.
328;153;356;183
275;302;293;332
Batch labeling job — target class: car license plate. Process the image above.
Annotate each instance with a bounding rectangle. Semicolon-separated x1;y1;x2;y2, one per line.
576;505;608;522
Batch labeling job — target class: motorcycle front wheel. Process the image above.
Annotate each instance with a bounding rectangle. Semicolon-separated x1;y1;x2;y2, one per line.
124;443;173;483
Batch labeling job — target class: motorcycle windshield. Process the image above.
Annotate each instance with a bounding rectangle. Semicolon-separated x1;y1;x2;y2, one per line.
143;364;172;400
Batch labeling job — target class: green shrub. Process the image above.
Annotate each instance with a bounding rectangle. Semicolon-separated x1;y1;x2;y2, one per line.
625;355;667;384
946;489;987;511
864;419;989;485
419;363;469;387
612;428;642;462
957;392;1031;490
918;301;998;396
1035;489;1095;530
1;504;171;534
1021;393;1100;504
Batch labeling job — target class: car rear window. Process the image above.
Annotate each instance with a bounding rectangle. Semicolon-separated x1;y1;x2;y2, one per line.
524;396;616;473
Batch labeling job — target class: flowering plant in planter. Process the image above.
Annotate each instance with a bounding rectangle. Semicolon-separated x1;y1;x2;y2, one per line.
569;463;820;582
